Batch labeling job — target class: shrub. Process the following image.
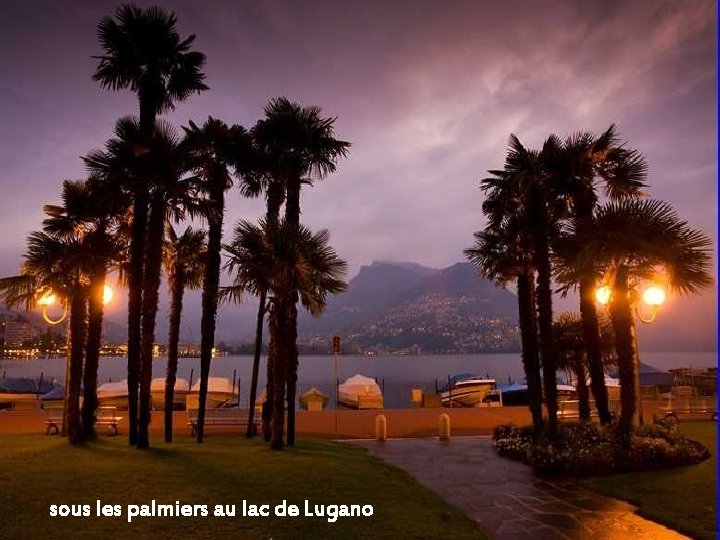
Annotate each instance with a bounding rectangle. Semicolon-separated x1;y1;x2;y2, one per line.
491;420;709;477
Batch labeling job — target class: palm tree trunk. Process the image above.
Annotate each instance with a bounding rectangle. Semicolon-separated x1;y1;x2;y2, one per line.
609;265;638;438
67;291;87;445
270;299;286;450
196;189;225;443
535;240;558;438
260;182;284;442
283;178;301;447
127;186;148;446
262;315;276;443
574;356;591;421
516;270;543;434
138;194;165;449
574;201;612;425
164;273;184;443
580;278;612;425
285;300;298;446
82;267;106;438
246;289;266;438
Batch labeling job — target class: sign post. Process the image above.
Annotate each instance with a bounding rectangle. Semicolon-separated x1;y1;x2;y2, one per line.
333;336;340;440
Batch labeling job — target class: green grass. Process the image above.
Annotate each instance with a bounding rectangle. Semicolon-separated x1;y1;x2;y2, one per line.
582;422;717;540
0;434;485;540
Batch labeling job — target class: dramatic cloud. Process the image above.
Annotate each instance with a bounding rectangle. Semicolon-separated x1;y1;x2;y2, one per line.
1;0;716;346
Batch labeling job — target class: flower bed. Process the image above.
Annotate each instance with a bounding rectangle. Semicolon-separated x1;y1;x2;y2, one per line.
492;420;710;477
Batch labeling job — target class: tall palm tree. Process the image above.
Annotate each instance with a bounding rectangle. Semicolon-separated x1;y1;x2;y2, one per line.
42;178;125;437
255;97;349;446
565;199;712;436
85;117;201;448
465;225;543;433
183;118;253;443
162;226;206;442
482;134;566;436
549;126;648;425
93;4;207;446
0;230;89;444
223;219;348;449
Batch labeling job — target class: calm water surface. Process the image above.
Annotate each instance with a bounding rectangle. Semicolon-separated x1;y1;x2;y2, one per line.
1;352;715;409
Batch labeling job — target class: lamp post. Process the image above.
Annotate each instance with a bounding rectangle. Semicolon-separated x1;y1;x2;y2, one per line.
596;278;666;426
36;284;114;435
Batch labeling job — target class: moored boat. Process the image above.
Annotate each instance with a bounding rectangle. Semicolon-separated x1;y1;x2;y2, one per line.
299;387;328;411
97;380;129;410
151;377;190;411
338;374;383;409
0;377;61;409
440;374;496;407
186;377;238;410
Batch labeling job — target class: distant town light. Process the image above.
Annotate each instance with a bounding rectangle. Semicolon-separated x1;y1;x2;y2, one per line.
102;284;114;305
595;285;612;305
642;285;666;307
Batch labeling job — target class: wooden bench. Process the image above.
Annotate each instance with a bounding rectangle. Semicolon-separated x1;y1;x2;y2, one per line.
659;397;717;422
558;399;620;420
96;406;122;436
187;408;258;436
45;406;122;436
44;410;63;435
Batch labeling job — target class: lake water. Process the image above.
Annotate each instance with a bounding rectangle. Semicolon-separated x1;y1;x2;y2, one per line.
1;352;715;409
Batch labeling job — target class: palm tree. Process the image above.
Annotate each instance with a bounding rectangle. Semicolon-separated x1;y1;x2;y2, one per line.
482;134;566;436
566;199;712;436
93;4;207;446
183;117;253;443
162;226;206;442
85;117;201;448
223;219;348;449
255;97;349;446
465;225;543;433
42;178;125;437
0;231;89;444
549;126;648;425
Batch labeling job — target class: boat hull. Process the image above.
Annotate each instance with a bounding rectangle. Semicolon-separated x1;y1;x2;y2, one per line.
440;383;495;407
186;391;237;410
338;391;384;410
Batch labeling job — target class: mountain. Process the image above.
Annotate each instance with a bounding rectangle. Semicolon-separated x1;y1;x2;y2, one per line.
300;261;440;333
298;261;520;353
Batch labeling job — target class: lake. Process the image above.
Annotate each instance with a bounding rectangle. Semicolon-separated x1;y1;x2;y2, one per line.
0;351;715;409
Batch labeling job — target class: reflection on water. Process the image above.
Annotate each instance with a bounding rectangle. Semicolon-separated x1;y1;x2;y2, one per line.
0;352;715;409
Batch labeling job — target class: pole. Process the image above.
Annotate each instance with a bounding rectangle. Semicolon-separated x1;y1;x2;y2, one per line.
333;336;340;440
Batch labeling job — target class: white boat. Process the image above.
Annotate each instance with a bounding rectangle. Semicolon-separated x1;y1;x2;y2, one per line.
440;374;496;407
186;377;238;410
338;374;383;409
97;380;129;410
151;377;190;411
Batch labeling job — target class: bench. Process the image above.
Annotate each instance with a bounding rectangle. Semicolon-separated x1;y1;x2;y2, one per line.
44;406;122;436
187;408;258;436
658;397;717;422
558;399;620;421
44;410;63;435
96;406;123;436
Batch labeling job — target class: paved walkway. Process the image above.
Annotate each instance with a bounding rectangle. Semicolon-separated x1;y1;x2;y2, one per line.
354;437;688;540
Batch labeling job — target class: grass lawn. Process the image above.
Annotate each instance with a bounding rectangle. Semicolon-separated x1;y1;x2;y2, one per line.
0;434;485;540
582;422;717;540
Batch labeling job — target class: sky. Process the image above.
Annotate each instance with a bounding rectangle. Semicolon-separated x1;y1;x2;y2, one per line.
0;0;717;347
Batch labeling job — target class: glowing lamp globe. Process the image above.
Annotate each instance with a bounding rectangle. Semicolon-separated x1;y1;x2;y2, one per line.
102;285;114;305
642;285;665;307
595;285;612;305
38;291;56;306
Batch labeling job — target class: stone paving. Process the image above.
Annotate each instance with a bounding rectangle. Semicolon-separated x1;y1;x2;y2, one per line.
354;437;688;540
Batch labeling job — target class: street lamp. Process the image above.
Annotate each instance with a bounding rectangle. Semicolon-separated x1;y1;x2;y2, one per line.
35;284;114;435
596;279;666;425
